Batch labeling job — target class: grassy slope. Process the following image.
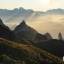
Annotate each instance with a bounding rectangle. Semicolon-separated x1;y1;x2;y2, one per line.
0;38;63;64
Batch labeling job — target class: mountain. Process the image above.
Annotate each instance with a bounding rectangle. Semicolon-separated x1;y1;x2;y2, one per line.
13;20;49;43
0;18;13;40
35;39;64;58
1;8;64;24
0;38;63;64
13;20;38;42
0;18;64;63
13;20;64;58
0;18;64;59
0;7;64;37
44;33;52;40
0;7;34;23
46;9;64;14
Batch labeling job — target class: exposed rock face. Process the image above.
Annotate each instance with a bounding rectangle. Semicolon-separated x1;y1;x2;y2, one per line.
45;33;52;40
35;33;52;43
0;18;13;40
34;33;47;43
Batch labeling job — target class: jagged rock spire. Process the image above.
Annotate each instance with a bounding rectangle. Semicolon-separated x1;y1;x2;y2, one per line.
15;20;27;29
0;18;13;40
58;32;63;40
45;33;52;40
21;20;26;25
0;18;4;26
14;20;38;42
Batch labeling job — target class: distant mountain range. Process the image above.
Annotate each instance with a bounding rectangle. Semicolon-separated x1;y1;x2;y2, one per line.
0;7;64;23
0;7;64;17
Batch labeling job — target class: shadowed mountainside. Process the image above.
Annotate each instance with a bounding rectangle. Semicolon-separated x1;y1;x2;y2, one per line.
0;38;63;64
0;18;13;40
35;39;64;58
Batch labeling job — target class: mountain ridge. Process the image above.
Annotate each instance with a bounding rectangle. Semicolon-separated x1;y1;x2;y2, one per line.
0;7;64;15
0;7;64;23
0;18;64;64
14;20;50;43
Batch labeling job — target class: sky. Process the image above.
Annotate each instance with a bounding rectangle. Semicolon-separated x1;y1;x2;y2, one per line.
0;0;64;11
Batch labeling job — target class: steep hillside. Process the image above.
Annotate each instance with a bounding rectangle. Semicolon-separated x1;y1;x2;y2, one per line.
0;38;63;64
35;39;64;58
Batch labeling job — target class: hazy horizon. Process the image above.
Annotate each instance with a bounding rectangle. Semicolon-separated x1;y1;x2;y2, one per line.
0;0;64;11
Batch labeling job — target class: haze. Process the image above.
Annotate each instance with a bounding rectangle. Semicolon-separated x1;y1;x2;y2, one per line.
0;0;64;11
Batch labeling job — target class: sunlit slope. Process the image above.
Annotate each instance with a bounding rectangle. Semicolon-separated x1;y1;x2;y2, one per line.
0;38;63;64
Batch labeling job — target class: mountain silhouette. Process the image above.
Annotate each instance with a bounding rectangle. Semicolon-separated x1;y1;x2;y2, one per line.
58;32;63;40
0;18;13;40
14;20;38;42
14;20;48;43
45;33;52;40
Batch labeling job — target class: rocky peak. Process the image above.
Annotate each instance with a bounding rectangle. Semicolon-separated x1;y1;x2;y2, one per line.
14;20;38;42
0;18;10;30
58;32;63;40
16;20;27;29
0;18;4;26
0;18;13;40
45;33;52;40
14;20;48;43
20;20;26;26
